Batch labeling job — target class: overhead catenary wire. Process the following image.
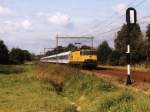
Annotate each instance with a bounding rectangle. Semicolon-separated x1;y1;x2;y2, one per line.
91;16;150;50
89;14;150;38
80;0;149;37
79;0;139;36
134;0;148;8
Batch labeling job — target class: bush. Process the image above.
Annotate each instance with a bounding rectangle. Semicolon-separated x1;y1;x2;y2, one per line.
97;41;112;64
131;52;146;64
9;48;32;64
0;40;9;64
119;55;127;65
108;50;122;66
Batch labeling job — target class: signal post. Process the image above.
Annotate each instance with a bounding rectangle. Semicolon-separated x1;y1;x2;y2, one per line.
126;7;137;85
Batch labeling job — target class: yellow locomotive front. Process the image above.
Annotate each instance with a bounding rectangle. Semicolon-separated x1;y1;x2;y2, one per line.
70;50;97;67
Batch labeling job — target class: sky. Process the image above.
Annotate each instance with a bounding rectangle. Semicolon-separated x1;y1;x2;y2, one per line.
0;0;150;54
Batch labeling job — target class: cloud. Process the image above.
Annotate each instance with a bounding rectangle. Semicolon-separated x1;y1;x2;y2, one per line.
4;20;20;28
0;20;19;34
47;12;71;26
21;20;32;30
0;19;32;34
0;5;14;16
36;11;73;28
36;12;44;17
113;3;127;16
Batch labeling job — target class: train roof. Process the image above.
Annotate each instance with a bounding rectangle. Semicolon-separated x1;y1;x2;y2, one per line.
41;49;96;60
41;51;71;59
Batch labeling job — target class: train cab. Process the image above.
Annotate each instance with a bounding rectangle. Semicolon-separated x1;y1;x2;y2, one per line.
70;50;97;67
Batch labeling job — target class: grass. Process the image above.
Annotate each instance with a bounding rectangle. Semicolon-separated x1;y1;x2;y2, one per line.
0;63;150;112
0;65;25;74
0;64;70;112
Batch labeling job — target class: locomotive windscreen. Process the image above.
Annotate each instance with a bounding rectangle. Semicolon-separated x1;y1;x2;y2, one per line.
80;50;96;55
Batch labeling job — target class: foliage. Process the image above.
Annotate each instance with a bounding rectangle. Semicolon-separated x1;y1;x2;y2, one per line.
131;51;146;64
45;44;78;56
97;41;112;64
0;40;9;64
45;44;92;56
146;24;150;63
0;39;32;64
96;24;149;65
80;45;92;50
146;24;150;42
114;24;146;65
115;24;144;53
9;48;32;64
108;50;122;66
22;50;32;61
67;44;78;51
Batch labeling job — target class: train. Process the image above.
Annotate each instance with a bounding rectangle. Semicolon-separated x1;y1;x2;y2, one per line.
40;49;97;68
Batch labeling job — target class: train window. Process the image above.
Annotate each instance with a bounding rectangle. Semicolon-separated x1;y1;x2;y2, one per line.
59;55;68;59
80;50;96;55
42;54;69;60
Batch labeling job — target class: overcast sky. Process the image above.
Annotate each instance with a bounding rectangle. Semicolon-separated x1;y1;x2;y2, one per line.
0;0;150;54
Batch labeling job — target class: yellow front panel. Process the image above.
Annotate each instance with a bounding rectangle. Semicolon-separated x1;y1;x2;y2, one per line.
69;51;97;64
70;51;81;63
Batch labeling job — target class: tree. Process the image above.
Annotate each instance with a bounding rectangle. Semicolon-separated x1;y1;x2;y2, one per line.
55;46;66;54
67;44;78;51
97;41;112;64
115;24;128;53
146;24;150;42
80;45;92;50
9;48;25;64
114;24;145;64
45;46;66;56
45;44;78;56
115;24;144;53
146;24;150;63
9;48;32;64
108;50;121;66
0;40;9;64
23;50;32;61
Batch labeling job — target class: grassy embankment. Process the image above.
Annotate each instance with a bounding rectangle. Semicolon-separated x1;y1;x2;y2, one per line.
0;63;150;112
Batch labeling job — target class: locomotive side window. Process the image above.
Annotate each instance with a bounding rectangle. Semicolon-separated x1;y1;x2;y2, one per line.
80;50;96;55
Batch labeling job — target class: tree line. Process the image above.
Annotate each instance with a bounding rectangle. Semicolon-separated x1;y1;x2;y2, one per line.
45;44;92;56
0;40;32;64
1;23;149;66
97;23;150;66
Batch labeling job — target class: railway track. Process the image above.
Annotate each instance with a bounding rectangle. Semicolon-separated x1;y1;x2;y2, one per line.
84;67;150;83
82;66;150;94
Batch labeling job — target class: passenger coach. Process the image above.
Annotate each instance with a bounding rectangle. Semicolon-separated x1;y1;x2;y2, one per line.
41;50;97;67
